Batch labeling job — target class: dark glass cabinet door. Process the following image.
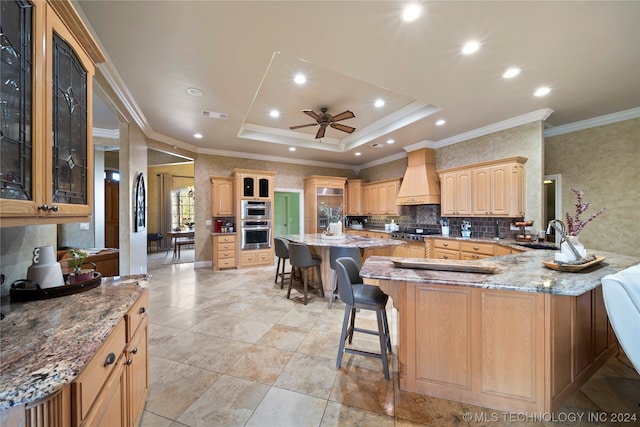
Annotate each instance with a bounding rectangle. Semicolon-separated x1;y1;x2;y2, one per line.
51;32;88;205
0;0;33;201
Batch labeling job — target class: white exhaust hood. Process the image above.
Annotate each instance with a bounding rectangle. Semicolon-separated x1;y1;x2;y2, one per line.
396;148;440;205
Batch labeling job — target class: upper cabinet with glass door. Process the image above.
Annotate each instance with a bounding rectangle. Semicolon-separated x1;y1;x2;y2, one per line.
0;0;105;227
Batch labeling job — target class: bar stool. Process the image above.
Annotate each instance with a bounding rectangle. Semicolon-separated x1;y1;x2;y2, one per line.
274;237;291;289
328;246;361;309
287;242;324;305
335;257;392;380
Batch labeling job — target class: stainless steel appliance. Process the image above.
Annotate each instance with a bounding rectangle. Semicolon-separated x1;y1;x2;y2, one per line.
241;200;271;220
390;229;441;241
241;220;272;250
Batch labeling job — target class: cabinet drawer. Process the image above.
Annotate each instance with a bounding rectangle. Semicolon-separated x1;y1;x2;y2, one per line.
126;290;149;341
217;234;236;243
217;250;235;259
459;241;494;256
217;242;236;252
72;320;126;422
433;239;460;250
433;248;460;260
460;252;492;260
218;257;237;268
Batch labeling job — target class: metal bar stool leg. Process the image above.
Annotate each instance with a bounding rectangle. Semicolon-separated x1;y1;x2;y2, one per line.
376;309;390;380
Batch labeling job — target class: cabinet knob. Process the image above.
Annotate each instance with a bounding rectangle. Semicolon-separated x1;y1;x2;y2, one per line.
443;255;449;259
473;246;479;250
139;307;146;314
131;347;138;355
125;359;133;366
104;352;116;367
443;242;449;247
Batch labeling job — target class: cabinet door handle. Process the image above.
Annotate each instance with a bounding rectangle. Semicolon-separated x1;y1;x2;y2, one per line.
139;307;146;314
131;347;138;355
443;255;449;259
443;243;449;247
104;352;116;367
473;246;479;250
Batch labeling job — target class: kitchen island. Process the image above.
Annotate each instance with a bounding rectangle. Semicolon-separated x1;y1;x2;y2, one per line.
0;275;150;426
361;250;639;414
281;233;405;294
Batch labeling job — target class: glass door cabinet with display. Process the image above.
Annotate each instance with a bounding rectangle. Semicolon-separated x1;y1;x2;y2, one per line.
0;0;105;227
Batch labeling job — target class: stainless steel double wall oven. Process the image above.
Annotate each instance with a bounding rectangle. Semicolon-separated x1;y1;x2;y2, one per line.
240;201;271;250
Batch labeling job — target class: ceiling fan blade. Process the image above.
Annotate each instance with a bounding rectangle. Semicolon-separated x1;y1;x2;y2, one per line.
303;110;321;121
315;126;326;139
330;123;356;134
289;123;318;130
330;110;355;122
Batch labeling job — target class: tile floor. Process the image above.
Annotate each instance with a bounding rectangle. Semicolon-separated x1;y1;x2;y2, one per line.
142;250;640;426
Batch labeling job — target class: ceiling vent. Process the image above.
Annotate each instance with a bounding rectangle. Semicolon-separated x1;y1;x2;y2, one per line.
202;110;229;120
370;142;384;148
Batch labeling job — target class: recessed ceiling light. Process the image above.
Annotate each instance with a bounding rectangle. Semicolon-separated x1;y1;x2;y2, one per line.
502;67;521;79
435;119;446;126
187;87;203;97
193;133;203;139
402;4;422;22
461;40;481;55
374;99;385;108
294;73;306;85
289;147;296;152
270;109;280;118
355;152;362;156
386;139;395;144
534;86;551;97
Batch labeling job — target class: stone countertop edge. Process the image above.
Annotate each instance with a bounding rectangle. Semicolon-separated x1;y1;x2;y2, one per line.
0;274;150;410
360;252;639;297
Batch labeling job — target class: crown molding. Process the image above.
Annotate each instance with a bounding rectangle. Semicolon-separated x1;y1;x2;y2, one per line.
543;107;640;137
434;108;554;148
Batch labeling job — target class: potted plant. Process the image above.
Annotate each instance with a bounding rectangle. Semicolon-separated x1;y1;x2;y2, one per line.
320;203;345;236
184;220;195;230
67;249;93;283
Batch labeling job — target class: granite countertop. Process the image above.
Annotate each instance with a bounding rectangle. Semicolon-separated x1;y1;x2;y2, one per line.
360;251;639;296
0;275;150;410
281;233;406;248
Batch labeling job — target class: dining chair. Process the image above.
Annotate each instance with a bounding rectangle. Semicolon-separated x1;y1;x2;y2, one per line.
335;256;391;380
287;242;324;305
328;246;362;309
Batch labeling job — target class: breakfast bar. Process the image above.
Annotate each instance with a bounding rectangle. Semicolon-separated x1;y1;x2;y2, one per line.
281;233;405;294
360;250;639;414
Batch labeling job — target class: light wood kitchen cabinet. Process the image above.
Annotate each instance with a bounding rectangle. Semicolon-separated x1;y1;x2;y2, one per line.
0;0;105;227
210;176;234;216
71;289;149;427
241;249;274;266
303;175;347;234
440;170;472;216
459;241;494;260
438;157;526;218
212;234;237;270
432;238;460;260
234;169;274;200
362;178;401;215
346;179;365;215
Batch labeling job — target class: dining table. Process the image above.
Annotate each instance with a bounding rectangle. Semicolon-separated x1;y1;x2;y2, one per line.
280;233;405;295
165;230;195;257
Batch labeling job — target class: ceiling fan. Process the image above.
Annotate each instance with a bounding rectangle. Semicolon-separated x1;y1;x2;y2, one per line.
289;107;356;139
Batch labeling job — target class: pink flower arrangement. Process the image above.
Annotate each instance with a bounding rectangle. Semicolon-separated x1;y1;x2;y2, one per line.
565;188;605;236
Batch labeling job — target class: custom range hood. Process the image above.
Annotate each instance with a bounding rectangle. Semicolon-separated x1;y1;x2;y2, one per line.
396;147;440;205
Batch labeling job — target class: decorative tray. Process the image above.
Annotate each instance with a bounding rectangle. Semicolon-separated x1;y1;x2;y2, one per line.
321;234;346;240
10;272;102;302
541;256;605;272
391;258;498;274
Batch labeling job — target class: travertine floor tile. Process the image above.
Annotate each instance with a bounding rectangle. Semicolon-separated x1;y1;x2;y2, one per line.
177;375;269;427
226;344;293;384
274;352;338;399
245;387;327;427
256;323;309;351
182;335;253;373
329;364;394;416
145;356;220;420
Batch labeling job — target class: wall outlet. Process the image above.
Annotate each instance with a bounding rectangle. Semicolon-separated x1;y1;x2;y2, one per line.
205;219;212;226
510;224;519;231
80;222;90;230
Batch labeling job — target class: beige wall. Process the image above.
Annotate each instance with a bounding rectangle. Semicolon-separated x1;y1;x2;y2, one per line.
545;117;640;257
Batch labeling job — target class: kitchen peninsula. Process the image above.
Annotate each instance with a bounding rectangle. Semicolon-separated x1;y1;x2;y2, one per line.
360;251;639;414
0;275;150;427
281;233;405;294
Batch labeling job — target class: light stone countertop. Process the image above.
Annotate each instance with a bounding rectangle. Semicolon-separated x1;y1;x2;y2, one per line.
280;233;406;248
0;275;150;410
360;251;639;296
